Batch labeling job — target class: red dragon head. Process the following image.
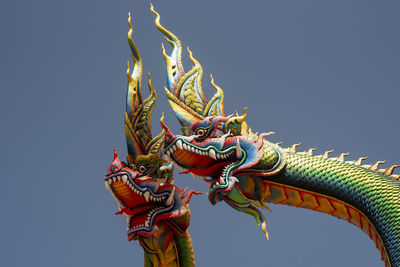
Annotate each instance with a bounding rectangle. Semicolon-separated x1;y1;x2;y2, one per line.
151;6;286;239
104;13;199;241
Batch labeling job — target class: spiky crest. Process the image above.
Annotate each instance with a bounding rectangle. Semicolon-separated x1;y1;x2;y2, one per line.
283;142;400;181
125;12;165;160
151;4;225;131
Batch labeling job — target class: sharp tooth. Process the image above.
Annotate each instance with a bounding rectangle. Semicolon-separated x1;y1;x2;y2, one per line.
190;147;195;152
219;177;224;184
166;187;175;206
112;177;116;183
219;130;230;147
209;148;217;160
176;140;183;150
122;175;127;184
145;220;149;227
231;177;239;184
104;181;111;190
236;139;242;159
108;179;112;184
182;143;187;150
172;144;177;151
117;176;121;180
215;181;220;186
144;191;150;202
165;155;171;162
166;150;171;156
150;195;154;201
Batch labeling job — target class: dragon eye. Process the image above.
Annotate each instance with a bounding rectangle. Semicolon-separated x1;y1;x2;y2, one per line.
138;165;147;174
196;129;206;136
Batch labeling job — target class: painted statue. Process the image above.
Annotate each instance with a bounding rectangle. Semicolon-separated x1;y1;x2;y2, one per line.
104;13;199;266
150;5;400;267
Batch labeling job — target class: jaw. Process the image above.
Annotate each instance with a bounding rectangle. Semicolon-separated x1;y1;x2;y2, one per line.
164;137;246;203
104;170;177;237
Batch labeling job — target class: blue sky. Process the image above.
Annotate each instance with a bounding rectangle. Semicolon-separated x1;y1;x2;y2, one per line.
1;0;399;266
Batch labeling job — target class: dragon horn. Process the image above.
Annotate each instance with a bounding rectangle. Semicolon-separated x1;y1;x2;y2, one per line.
151;4;225;131
126;12;142;118
124;13;159;160
150;3;184;92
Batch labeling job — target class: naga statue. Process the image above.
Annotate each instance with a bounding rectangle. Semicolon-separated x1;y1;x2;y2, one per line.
104;13;199;267
150;5;400;267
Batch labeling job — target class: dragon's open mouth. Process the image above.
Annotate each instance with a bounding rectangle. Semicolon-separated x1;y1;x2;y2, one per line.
104;170;176;238
165;138;242;195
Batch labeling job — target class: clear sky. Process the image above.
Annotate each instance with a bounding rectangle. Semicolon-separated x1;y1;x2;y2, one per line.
1;0;399;266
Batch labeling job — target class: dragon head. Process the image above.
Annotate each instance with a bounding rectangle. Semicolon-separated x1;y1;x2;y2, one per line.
105;149;197;240
163;109;274;205
105;13;199;241
151;6;286;238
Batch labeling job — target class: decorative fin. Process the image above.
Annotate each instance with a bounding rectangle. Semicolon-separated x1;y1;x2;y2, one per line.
306;148;317;156
336;152;350;162
225;200;269;240
150;3;184;92
355;157;368;166
126;13;142;119
203;74;225;117
126;73;157;158
124;14;163;159
321;150;334;159
370;161;386;171
384;165;400;176
391;174;400;180
146;114;166;157
152;4;226;130
289;143;301;153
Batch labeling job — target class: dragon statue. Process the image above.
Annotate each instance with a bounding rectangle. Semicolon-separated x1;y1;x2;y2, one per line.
149;5;400;267
104;13;199;267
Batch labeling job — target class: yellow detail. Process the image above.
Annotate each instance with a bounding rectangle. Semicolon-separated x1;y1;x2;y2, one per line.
360;215;371;237
282;188;302;207
336;152;350;162
265;185;287;203
165;93;204;123
347;207;361;228
299;192;318;210
321;150;334;158
261;181;389;266
330;200;350;220
314;197;335;214
289;143;301;153
262;221;269;240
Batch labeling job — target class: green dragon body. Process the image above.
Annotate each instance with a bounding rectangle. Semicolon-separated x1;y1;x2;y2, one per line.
150;6;400;266
104;13;199;267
